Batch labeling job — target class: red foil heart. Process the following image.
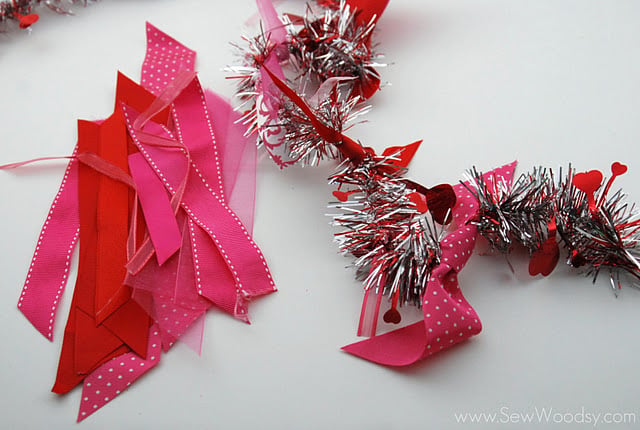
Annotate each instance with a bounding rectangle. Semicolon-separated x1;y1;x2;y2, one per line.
611;162;628;177
572;170;603;213
528;237;560;276
383;308;401;324
408;192;428;213
425;184;456;225
332;190;350;202
17;13;39;29
572;170;603;194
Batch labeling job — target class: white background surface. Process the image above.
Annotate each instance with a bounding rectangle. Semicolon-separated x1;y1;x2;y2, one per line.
1;1;640;429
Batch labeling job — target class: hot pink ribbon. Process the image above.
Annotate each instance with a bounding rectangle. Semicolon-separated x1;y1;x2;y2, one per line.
76;324;162;421
142;22;197;96
9;23;198;343
14;154;80;340
343;162;517;366
128;152;182;265
121;86;275;301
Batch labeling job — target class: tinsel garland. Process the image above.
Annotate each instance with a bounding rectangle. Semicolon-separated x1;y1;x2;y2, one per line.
2;0;638;421
0;0;89;30
229;0;640;329
466;163;640;289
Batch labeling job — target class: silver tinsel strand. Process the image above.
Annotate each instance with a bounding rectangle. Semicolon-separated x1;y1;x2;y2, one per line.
553;168;640;289
329;155;442;307
277;85;370;166
227;0;384;167
464;166;553;253
0;0;89;31
468;164;640;289
287;0;384;94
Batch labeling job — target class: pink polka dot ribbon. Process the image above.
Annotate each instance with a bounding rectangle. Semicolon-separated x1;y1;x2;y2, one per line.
77;324;162;421
343;162;517;366
142;23;196;96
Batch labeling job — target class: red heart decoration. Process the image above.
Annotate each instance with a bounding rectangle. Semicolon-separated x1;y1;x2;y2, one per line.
572;170;603;194
611;162;628;177
408;192;428;213
528;236;560;276
18;14;39;29
332;190;350;202
383;308;401;324
425;184;456;225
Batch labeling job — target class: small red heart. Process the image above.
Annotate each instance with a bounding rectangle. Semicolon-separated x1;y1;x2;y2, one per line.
408;192;428;213
19;14;39;29
383;308;401;324
528;237;559;276
425;184;457;225
611;162;628;177
572;170;603;194
332;190;350;202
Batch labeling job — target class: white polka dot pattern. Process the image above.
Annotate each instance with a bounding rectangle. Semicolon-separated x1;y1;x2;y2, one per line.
141;23;196;96
422;162;516;356
343;162;517;365
77;326;161;422
17;148;81;340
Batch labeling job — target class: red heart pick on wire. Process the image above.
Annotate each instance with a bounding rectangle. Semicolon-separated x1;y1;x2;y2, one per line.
17;13;39;29
611;162;628;176
572;170;603;194
425;184;456;225
572;169;603;213
383;308;401;324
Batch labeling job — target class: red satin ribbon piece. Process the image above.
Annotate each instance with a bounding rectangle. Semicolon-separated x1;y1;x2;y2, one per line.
346;0;390;25
52;110;152;394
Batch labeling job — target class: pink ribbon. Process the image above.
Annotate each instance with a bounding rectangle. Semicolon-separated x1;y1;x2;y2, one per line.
14;154;80;340
121;82;275;302
1;148;138;340
205;89;258;232
75;24;274;421
76;324;162;421
5;22;273;421
142;22;197;96
128;152;182;265
343;162;517;366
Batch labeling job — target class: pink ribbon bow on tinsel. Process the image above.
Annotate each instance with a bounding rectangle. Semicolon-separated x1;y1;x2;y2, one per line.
343;162;516;365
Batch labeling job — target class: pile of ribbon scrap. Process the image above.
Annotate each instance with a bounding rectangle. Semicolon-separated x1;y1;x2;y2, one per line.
6;23;275;421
